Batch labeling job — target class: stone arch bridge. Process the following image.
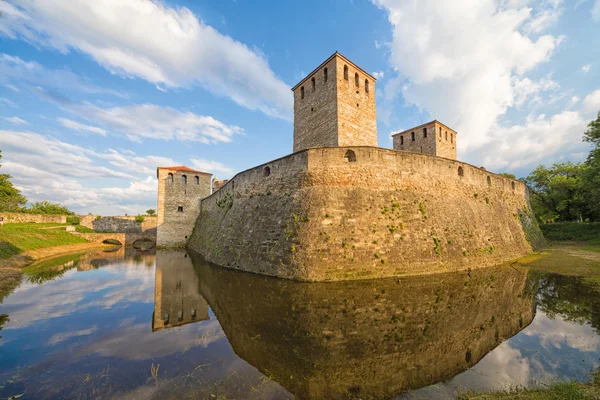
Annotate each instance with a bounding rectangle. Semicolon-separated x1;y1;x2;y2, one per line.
74;232;156;248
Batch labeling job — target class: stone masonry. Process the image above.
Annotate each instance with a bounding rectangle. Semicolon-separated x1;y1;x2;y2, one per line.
292;52;377;152
156;166;212;247
392;120;457;160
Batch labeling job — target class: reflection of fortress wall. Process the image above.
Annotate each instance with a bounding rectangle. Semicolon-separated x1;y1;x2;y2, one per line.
76;247;156;270
191;253;535;399
153;251;209;332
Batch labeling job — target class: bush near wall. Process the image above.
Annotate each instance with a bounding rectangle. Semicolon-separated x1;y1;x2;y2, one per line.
540;222;600;242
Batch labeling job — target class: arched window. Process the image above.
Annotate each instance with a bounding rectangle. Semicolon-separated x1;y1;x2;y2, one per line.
423;128;427;138
458;166;464;177
439;127;442;138
365;79;369;93
194;176;199;185
181;175;187;185
167;173;173;184
487;176;491;185
344;150;357;162
263;166;271;177
344;65;348;80
400;135;404;145
324;67;328;83
300;86;304;99
311;77;316;91
355;73;359;87
411;132;415;141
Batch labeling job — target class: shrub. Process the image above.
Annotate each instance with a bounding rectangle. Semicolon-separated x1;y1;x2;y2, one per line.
66;215;80;225
540;222;600;242
135;215;145;223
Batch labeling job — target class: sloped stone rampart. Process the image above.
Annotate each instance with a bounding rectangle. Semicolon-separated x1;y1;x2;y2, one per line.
188;147;544;281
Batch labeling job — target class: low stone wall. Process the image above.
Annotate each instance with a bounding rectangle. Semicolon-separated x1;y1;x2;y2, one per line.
92;216;158;233
79;215;96;229
188;147;544;281
0;212;67;224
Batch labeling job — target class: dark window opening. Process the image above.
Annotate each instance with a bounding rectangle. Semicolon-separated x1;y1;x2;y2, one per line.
344;65;348;80
487;176;491;185
411;132;415;141
263;166;271;177
181;175;187;185
194;176;199;185
466;350;472;363
458;166;464;177
365;79;369;93
355;73;359;87
324;67;328;82
344;150;357;162
423;127;427;138
512;181;516;190
445;131;448;141
311;77;316;91
439;127;442;138
400;135;404;145
177;206;183;212
451;134;454;143
167;173;173;184
300;86;304;99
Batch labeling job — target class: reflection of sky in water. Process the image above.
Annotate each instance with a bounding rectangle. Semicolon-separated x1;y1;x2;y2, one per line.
0;250;599;400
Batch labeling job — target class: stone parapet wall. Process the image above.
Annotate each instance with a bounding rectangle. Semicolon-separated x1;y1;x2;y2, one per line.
188;147;544;281
0;212;67;224
91;216;158;233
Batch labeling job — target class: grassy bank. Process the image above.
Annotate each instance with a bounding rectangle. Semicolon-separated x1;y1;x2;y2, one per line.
540;222;600;243
0;223;88;259
459;373;600;399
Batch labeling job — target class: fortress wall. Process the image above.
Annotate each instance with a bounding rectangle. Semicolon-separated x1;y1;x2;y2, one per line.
0;212;67;224
188;147;543;281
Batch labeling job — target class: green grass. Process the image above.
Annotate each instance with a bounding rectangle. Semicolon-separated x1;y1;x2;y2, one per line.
459;374;600;399
23;252;85;284
540;222;600;243
0;223;87;259
74;225;95;233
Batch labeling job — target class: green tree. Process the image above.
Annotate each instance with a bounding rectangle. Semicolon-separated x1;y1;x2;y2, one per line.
499;172;517;179
0;150;27;212
524;162;587;223
27;201;74;215
582;112;600;220
146;209;157;216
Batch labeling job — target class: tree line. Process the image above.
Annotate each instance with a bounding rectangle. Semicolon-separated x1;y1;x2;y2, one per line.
523;112;600;223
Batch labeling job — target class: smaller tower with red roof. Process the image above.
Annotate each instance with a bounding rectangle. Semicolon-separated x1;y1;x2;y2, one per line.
156;166;212;247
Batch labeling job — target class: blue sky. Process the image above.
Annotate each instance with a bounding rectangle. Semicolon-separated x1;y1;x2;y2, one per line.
0;0;599;215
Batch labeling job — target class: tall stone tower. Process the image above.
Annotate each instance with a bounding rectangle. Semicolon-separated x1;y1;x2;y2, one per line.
156;166;212;247
392;120;458;160
292;52;377;152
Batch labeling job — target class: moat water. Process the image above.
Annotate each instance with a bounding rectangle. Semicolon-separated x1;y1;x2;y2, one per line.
1;248;599;399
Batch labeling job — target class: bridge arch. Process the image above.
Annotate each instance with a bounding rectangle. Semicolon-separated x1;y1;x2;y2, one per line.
102;238;123;245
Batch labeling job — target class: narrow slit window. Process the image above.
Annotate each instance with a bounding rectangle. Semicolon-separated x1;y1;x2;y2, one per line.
411;132;415;141
365;79;369;93
300;86;304;99
324;67;328;83
167;173;173;184
451;134;453;143
423;128;427;138
311;77;316;91
194;176;199;185
445;131;448;141
344;65;348;80
400;135;404;145
355;73;359;87
181;175;187;185
439;127;442;138
458;166;464;177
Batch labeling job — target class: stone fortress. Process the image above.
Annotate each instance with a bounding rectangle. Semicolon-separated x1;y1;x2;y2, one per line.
157;52;544;281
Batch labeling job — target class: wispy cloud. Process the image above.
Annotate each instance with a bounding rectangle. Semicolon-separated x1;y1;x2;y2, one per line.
582;64;592;73
57;118;107;136
1;116;28;125
190;158;234;176
0;0;292;119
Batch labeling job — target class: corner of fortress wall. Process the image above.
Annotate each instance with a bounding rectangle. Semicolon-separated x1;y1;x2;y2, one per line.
187;147;543;281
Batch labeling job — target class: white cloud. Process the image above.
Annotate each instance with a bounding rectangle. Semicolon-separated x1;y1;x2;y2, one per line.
71;103;242;144
0;98;18;107
583;89;600;114
582;64;592;73
0;0;292;119
48;326;98;345
0;53;123;97
524;313;600;352
1;116;28;125
373;0;563;162
57;117;107;136
372;70;385;80
593;0;600;20
523;0;563;34
190;158;234;176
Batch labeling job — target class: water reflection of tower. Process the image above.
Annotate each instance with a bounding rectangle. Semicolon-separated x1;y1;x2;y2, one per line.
153;251;209;332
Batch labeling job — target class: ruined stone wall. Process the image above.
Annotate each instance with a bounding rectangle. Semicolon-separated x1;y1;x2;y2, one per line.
335;57;377;148
0;213;67;224
93;216;141;233
293;56;338;152
157;168;212;247
188;147;543;281
79;215;96;229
